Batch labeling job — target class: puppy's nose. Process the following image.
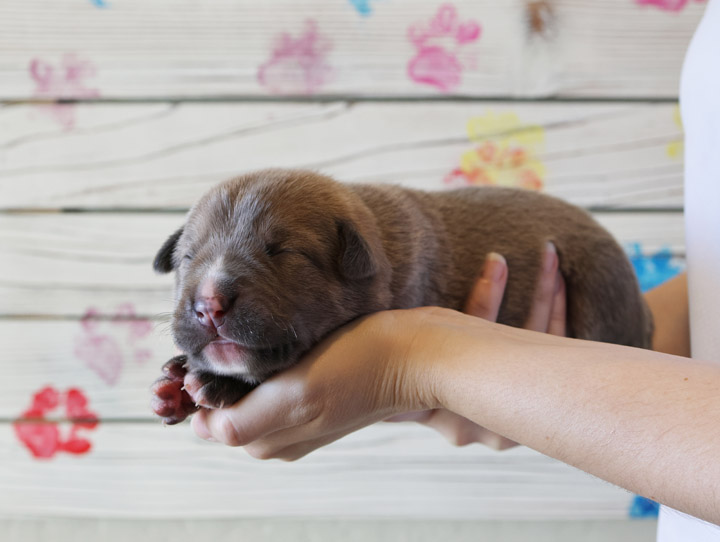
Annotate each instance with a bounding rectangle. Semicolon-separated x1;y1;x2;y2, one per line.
194;296;228;329
193;279;231;329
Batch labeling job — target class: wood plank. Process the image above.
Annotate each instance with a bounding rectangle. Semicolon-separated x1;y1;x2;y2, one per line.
0;0;704;99
0;421;637;520
0;102;684;210
0;518;660;542
0;213;684;318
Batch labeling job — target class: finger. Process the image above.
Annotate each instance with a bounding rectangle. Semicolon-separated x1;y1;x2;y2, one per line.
524;242;559;332
191;378;310;446
463;252;508;321
384;410;434;423
416;409;517;449
547;271;568;337
245;421;371;462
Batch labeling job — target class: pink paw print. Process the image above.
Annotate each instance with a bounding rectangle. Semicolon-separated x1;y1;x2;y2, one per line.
257;20;333;95
29;54;100;130
635;0;705;11
74;304;154;386
407;4;481;92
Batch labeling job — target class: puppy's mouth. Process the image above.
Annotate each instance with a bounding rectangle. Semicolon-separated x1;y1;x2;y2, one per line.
203;338;250;370
200;336;297;380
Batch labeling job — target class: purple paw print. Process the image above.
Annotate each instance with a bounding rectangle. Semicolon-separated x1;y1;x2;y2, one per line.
407;4;481;92
257;20;333;95
29;54;100;129
74;304;153;386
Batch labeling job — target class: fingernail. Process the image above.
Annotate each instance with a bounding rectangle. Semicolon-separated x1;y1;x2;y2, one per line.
544;242;557;272
486;252;507;282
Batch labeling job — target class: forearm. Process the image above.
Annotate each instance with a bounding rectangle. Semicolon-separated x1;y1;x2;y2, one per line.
424;311;720;524
645;272;690;357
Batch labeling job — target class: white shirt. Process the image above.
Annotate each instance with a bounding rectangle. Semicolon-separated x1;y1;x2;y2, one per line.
657;0;720;539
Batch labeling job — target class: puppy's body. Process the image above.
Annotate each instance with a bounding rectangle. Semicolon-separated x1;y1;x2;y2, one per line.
151;170;652;424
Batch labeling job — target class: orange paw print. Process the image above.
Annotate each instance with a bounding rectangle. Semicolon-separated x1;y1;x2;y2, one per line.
444;112;546;191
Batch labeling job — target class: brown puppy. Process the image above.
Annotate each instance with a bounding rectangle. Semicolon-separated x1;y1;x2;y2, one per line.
150;169;652;424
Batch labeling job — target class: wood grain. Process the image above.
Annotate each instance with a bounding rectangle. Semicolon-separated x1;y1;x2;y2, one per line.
0;0;704;99
0;421;637;520
0;102;684;210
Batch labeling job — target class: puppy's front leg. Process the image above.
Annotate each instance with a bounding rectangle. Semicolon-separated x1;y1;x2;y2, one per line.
150;355;199;425
183;370;257;410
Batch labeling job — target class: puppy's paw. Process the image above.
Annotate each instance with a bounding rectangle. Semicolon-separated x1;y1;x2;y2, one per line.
150;356;199;425
183;371;256;410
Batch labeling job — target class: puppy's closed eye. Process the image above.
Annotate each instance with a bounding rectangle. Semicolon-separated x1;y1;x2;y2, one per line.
264;243;288;258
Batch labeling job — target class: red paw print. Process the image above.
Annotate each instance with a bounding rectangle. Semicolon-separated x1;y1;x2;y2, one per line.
407;4;481;92
13;386;99;459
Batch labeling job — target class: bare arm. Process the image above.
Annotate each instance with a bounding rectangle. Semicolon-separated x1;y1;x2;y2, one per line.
193;270;719;524
644;272;690;357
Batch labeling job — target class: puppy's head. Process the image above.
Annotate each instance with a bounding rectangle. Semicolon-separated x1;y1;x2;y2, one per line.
154;169;391;383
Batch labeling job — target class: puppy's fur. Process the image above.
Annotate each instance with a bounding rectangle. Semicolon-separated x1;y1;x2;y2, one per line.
152;169;652;421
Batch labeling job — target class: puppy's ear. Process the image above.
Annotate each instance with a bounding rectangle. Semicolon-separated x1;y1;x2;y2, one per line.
337;220;377;280
153;228;183;273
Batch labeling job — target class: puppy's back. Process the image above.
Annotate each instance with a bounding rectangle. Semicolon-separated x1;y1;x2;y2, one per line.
352;184;652;349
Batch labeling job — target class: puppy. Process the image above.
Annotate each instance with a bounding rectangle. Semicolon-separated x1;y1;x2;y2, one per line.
150;169;652;424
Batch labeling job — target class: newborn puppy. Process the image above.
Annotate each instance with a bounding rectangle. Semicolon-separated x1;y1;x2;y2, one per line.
151;169;652;424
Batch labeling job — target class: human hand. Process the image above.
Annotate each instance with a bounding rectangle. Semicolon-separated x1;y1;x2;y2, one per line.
191;308;443;460
386;242;567;450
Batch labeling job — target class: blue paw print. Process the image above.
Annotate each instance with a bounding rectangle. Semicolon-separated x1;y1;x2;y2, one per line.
349;0;377;16
630;495;660;518
628;243;684;293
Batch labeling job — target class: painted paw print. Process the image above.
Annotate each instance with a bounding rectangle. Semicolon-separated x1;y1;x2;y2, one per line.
444;112;546;190
407;4;481;92
349;0;379;16
628;243;684;292
29;53;100;129
635;0;705;12
74;303;154;386
13;386;99;459
257;20;333;95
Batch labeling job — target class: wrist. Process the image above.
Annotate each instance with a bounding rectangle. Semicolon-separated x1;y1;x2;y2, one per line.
391;307;500;413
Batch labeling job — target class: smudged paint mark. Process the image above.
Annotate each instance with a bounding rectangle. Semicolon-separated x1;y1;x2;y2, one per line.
666;105;684;159
444;112;546;190
29;54;100;130
635;0;705;12
627;243;684;292
629;495;660;518
13;386;99;460
526;1;555;38
407;4;481;92
258;20;333;95
90;0;108;7
75;304;154;386
349;0;379;16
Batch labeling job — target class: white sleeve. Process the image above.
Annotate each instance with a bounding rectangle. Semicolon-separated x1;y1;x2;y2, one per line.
658;0;720;539
681;0;720;365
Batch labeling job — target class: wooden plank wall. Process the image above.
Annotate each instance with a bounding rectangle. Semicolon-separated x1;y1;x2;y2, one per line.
0;0;698;527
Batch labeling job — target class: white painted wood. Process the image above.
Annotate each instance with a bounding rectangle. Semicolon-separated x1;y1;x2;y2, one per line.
0;518;660;542
0;0;704;99
0;213;684;317
0;102;684;210
0;421;638;520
